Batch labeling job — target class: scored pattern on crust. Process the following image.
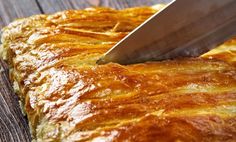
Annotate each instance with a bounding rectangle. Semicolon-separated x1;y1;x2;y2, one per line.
1;6;236;141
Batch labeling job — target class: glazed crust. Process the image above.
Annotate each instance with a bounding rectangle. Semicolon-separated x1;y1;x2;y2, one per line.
1;6;236;142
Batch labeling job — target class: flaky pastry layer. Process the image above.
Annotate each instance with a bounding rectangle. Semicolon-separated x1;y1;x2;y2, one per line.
1;6;236;142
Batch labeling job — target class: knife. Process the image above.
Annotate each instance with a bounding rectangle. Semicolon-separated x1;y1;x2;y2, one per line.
97;0;236;65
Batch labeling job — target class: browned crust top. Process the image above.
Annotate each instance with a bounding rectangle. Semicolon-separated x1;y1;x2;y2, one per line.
1;6;236;141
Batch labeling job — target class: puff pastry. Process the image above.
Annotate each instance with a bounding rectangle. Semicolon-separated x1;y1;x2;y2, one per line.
1;6;236;142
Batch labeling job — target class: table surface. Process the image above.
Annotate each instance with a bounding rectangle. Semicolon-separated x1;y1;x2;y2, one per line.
0;0;170;141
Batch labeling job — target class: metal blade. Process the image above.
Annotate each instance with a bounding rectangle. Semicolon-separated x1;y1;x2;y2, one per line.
97;0;236;65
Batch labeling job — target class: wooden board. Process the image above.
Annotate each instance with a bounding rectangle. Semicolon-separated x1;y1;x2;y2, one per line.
0;0;171;141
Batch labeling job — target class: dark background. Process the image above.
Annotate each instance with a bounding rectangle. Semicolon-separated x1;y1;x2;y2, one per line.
0;0;171;141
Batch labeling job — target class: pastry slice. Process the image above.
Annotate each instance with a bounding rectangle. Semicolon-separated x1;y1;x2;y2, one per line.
1;6;236;142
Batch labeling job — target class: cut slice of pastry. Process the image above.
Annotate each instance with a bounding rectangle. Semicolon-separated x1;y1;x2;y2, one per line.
1;5;236;142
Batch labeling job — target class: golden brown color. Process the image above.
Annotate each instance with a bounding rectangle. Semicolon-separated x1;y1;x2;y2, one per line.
0;6;236;142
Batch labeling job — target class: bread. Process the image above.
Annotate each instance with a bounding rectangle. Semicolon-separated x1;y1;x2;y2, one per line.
1;6;236;141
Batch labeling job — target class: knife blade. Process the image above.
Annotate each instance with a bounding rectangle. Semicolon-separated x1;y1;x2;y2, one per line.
97;0;236;65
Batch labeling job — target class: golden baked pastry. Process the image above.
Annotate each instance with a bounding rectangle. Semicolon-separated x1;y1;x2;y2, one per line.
1;6;236;142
